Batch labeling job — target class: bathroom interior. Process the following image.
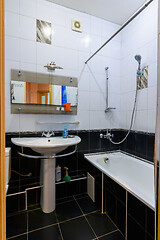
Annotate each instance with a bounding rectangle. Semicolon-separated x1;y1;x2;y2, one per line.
1;0;160;239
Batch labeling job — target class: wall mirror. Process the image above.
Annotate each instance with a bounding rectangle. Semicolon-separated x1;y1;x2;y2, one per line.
11;69;78;115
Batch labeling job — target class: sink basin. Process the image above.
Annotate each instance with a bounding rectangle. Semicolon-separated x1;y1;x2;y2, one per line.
11;136;81;155
11;136;81;213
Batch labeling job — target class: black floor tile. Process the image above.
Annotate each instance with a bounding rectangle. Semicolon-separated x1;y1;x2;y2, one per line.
60;216;95;240
74;193;88;199
28;224;62;240
77;196;99;214
98;230;124;240
28;208;57;231
86;212;117;237
7;212;27;238
55;200;82;222
7;234;27;240
56;196;74;205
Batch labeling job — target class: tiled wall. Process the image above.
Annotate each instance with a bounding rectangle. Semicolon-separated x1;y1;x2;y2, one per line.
5;0;121;132
120;0;158;133
6;129;155;214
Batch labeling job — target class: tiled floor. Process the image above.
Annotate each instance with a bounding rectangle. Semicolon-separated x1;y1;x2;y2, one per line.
7;194;124;240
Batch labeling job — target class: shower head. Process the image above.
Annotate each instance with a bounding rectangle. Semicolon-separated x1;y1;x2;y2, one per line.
135;55;141;63
135;55;141;71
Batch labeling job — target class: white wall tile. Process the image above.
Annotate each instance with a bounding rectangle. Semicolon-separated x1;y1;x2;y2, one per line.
148;86;157;110
5;36;20;62
90;92;105;111
19;0;37;18
77;110;90;130
78;91;90;111
36;42;52;65
148;109;156;133
37;2;53;22
148;62;157;87
20;16;36;41
5;60;19;84
78;72;90;92
51;5;66;27
20;39;36;64
65;49;78;71
5;0;19;14
133;110;148;132
52;25;66;48
5;11;20;37
136;88;148;111
90;16;102;37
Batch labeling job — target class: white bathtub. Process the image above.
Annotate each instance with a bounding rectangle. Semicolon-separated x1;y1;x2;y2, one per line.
85;151;155;211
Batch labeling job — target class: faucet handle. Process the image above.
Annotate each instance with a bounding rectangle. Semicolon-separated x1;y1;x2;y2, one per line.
42;131;46;137
50;131;55;137
100;133;103;138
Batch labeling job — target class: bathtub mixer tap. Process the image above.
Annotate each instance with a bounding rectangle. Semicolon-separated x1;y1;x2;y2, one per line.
42;131;55;138
100;129;114;140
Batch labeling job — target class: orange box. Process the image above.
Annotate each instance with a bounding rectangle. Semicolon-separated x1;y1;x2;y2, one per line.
64;103;71;111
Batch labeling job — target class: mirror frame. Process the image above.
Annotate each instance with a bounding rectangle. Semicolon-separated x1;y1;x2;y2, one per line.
11;69;78;115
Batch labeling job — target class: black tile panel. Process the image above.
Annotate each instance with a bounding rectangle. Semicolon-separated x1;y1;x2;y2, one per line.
6;212;27;238
86;212;117;237
6;193;25;215
60;216;95;240
98;230;124;240
55;200;82;222
146;207;154;237
9;234;27;240
104;175;126;204
28;224;62;240
77;131;90;152
128;193;146;229
146;134;155;162
76;196;99;214
127;215;145;240
28;208;57;231
89;131;102;152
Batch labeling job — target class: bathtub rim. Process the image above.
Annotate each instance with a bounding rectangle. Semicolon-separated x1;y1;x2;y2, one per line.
84;150;155;211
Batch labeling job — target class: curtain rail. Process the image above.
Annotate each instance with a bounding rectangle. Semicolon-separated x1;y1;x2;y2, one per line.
85;0;153;64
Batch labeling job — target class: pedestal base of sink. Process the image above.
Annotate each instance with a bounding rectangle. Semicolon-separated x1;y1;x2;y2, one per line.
40;158;55;213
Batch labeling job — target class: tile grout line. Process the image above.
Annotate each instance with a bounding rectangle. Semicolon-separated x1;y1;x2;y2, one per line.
7;232;27;240
73;196;98;239
92;229;119;240
105;212;124;237
27;222;59;234
55;207;64;240
8;207;101;239
57;223;64;240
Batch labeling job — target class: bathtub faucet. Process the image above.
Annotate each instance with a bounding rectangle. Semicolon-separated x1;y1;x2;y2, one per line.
42;131;55;138
100;129;114;140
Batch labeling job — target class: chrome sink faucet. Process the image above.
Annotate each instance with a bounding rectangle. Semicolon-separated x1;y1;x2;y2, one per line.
42;131;55;138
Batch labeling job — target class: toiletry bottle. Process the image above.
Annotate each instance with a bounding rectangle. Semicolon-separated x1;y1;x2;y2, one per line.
63;127;68;138
56;165;61;182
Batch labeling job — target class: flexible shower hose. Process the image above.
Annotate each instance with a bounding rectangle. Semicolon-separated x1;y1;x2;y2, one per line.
108;86;138;145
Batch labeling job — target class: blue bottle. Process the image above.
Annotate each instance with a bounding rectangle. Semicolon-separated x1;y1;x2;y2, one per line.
63;127;68;138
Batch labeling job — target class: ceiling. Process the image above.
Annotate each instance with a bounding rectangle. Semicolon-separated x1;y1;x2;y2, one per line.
47;0;149;25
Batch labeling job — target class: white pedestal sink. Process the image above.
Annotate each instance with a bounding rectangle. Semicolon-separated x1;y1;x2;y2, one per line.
11;136;81;213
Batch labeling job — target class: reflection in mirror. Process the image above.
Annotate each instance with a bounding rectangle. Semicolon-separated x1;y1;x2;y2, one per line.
11;81;78;107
